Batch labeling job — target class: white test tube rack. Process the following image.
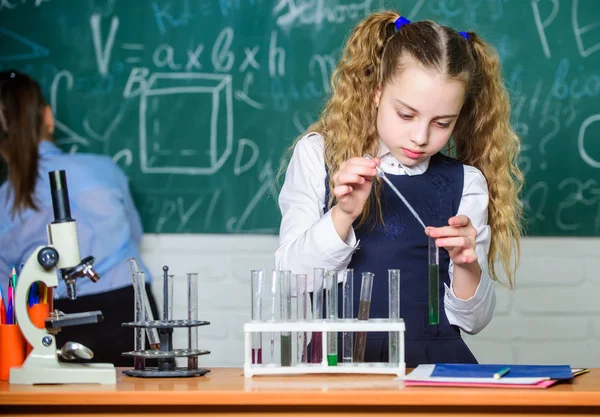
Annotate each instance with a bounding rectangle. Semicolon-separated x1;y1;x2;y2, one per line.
243;319;405;377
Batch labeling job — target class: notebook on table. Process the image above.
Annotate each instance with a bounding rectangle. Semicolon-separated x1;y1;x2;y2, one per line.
404;364;585;388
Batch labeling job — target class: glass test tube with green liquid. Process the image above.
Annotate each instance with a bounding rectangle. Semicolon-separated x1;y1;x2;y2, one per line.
311;268;324;364
325;270;338;366
429;237;439;325
280;270;292;366
353;272;373;362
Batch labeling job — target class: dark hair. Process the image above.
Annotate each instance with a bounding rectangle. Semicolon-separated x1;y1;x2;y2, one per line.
0;70;49;214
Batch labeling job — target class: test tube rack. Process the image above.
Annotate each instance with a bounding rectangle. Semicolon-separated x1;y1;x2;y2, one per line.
121;266;211;378
243;319;405;377
121;319;211;378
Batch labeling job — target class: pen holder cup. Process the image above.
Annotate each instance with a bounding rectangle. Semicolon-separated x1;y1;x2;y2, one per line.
25;303;50;356
0;324;26;381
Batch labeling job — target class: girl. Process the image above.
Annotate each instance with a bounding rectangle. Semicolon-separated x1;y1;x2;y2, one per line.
276;12;523;366
0;70;158;366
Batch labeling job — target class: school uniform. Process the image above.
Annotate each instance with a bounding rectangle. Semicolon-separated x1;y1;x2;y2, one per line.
276;133;496;367
0;140;156;365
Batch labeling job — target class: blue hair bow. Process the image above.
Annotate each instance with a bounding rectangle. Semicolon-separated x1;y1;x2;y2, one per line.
459;31;470;40
395;16;411;30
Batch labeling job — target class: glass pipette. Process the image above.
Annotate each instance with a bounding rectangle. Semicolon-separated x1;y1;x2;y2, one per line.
363;154;426;230
363;154;439;325
388;269;400;365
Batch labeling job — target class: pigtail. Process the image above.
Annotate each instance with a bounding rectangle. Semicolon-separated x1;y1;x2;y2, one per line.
453;33;524;288
309;11;398;227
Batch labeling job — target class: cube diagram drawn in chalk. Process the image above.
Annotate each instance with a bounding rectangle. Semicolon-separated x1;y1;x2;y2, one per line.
139;73;233;175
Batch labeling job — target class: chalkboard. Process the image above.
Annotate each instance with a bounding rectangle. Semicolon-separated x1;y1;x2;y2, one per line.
1;0;599;236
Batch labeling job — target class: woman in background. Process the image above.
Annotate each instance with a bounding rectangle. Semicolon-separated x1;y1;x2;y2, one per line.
0;70;158;366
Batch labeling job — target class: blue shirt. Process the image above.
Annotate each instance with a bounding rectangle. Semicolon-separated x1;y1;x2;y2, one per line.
0;141;151;298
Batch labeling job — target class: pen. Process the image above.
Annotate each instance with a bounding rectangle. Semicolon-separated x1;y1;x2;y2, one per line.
7;280;13;325
0;284;6;324
494;366;510;380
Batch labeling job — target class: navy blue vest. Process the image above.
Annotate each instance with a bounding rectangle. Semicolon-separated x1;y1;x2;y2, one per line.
326;153;477;367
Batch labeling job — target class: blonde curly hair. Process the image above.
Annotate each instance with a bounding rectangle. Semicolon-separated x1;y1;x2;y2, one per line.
284;11;523;288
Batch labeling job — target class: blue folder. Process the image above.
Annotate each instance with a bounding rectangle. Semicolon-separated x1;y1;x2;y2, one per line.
431;364;573;380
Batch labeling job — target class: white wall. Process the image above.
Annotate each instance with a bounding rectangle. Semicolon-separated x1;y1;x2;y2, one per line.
141;235;600;368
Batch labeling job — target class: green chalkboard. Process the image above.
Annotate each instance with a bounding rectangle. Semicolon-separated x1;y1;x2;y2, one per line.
1;0;599;236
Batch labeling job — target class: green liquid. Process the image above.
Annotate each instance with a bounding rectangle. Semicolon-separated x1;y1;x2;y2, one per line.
327;353;338;366
280;334;292;366
429;264;439;325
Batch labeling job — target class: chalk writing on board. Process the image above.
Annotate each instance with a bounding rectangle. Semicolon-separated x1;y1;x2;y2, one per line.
152;0;193;35
522;181;548;226
578;114;600;169
234;72;264;109
90;14;119;76
234;138;259;176
273;0;373;29
571;0;600;58
112;148;133;168
139;72;233;175
532;0;600;59
555;177;600;232
0;0;49;12
50;70;90;146
0;27;50;61
227;161;278;233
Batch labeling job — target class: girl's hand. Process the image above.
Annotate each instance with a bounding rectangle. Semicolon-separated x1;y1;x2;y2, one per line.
331;157;379;220
425;215;478;265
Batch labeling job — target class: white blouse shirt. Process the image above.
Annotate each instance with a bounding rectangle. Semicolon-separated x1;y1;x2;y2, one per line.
275;133;496;335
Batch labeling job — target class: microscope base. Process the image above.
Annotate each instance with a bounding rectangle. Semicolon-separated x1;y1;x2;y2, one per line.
10;361;116;385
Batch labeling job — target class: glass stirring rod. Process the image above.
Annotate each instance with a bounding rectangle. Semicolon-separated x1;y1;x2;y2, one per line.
363;154;439;325
363;154;426;229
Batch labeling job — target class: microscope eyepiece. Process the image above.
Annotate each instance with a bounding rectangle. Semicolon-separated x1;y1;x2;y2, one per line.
49;170;73;223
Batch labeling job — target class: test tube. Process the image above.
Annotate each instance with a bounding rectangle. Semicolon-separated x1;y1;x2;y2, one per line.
251;270;264;364
187;273;199;369
162;266;170;321
280;270;292;366
127;258;160;350
429;237;439;325
388;269;400;365
325;270;338;366
296;274;308;364
132;271;146;370
311;268;324;364
269;270;279;363
353;272;374;362
341;269;354;363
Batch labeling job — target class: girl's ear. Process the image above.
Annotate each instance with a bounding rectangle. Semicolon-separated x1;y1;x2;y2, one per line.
374;85;382;108
42;105;55;139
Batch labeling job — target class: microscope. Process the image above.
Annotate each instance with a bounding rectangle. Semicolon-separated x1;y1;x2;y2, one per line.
9;170;116;384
